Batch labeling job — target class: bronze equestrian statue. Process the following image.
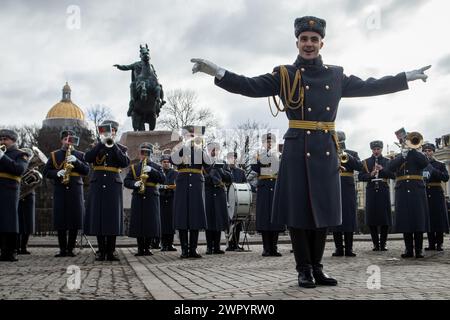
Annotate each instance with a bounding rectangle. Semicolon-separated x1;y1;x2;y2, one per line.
114;44;165;131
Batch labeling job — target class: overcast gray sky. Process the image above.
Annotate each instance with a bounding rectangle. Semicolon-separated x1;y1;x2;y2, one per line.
1;0;449;158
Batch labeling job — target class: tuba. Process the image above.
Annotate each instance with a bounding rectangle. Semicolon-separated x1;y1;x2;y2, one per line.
20;146;48;200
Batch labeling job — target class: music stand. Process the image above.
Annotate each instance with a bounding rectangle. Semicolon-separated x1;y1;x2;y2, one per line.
77;231;96;255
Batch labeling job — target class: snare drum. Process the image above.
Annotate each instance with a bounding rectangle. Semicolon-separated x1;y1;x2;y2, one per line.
227;183;252;220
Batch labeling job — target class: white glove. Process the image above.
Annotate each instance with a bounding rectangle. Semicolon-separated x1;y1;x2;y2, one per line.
0;149;4;160
66;155;77;163
405;65;431;82
191;58;226;80
422;171;430;180
142;165;152;173
134;181;143;188
57;169;66;177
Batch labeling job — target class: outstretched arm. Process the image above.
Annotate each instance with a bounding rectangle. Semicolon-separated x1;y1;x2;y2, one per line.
113;63;135;71
342;65;430;98
191;58;279;98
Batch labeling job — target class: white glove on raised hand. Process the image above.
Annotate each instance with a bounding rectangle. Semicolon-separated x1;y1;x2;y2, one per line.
405;65;431;82
422;170;430;180
0;149;4;160
134;181;143;188
57;169;66;177
142;165;152;173
66;155;77;163
191;58;226;80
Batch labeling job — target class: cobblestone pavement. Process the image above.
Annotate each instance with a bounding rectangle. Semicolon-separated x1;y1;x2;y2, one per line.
0;248;151;300
1;238;450;300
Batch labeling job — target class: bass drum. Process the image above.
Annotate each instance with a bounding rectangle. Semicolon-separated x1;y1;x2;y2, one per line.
227;183;252;220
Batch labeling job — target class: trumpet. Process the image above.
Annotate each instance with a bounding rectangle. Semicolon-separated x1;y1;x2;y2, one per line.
104;137;115;148
0;144;6;152
98;124;115;148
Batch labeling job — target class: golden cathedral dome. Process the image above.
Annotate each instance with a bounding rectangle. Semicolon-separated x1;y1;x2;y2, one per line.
46;82;85;120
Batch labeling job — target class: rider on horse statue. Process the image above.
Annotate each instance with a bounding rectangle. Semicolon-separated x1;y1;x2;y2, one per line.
114;44;166;131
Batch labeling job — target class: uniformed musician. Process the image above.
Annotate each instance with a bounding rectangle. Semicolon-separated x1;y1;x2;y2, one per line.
17;148;35;255
388;147;430;258
84;120;130;261
225;151;247;252
422;143;449;251
358;141;396;251
204;142;232;254
43;130;90;257
331;131;363;257
124;143;165;256
172;125;210;259
191;16;429;287
159;154;178;251
0;129;29;262
251;133;284;257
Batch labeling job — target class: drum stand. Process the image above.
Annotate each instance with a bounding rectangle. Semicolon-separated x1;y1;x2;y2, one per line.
239;215;252;252
77;232;96;255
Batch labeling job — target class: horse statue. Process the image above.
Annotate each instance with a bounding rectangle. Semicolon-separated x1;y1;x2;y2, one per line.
114;44;165;131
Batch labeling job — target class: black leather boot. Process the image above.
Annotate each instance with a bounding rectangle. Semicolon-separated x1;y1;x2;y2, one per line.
380;226;389;251
401;233;414;258
425;232;436;250
270;232;282;257
179;230;189;259
144;237;153;256
189;230;202;258
261;231;270;256
135;237;145;256
369;226;380;251
167;234;177;251
55;230;68;257
344;232;356;257
213;231;225;254
66;230;78;257
96;236;106;261
312;264;338;286
332;232;344;257
19;234;31;255
106;236;120;261
436;233;444;251
0;234;18;262
414;232;424;258
160;234;168;252
298;265;316;288
205;230;213;254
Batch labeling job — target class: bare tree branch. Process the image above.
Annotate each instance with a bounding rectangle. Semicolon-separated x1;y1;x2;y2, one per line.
157;89;219;130
86;104;113;139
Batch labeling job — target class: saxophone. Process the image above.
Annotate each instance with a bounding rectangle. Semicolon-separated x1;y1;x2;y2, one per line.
62;145;74;185
138;157;149;194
